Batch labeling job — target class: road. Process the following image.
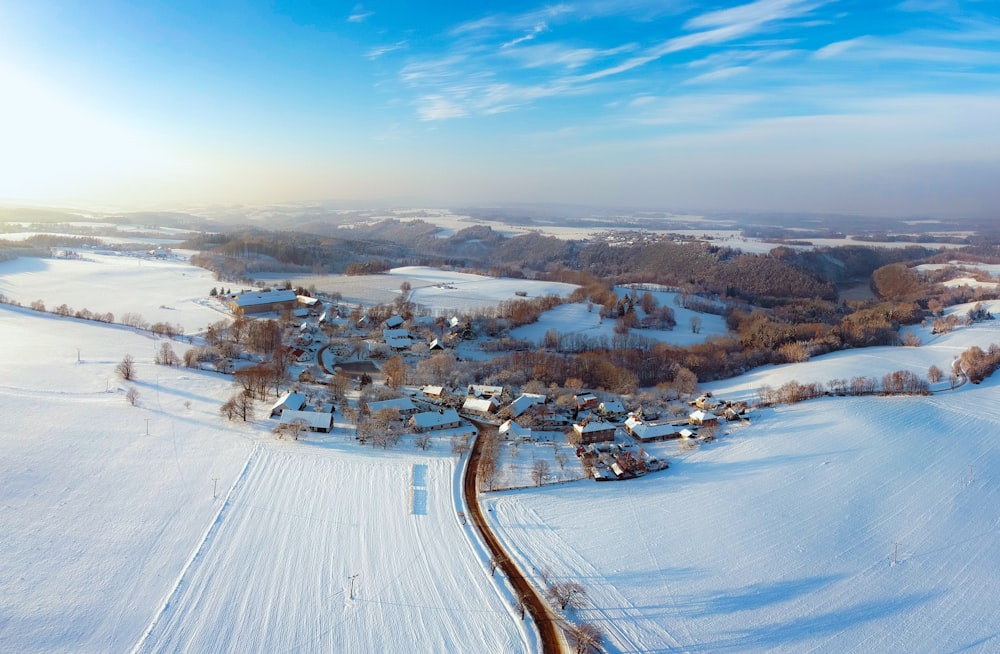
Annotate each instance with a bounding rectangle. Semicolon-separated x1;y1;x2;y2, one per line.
463;421;568;654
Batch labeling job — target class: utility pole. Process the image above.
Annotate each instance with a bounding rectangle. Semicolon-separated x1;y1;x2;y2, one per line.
77;348;81;363
968;465;975;485
212;478;219;500
348;574;358;600
893;542;900;566
144;418;150;436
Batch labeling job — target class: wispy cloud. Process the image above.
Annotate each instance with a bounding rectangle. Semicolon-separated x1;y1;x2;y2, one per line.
501;22;550;49
684;65;751;84
366;41;407;60
348;4;373;23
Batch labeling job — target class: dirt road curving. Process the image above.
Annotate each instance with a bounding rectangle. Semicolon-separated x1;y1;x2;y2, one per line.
464;421;567;654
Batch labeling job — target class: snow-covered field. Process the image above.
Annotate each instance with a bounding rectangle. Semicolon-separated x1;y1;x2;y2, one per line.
257;266;579;314
0;305;528;653
0;254;227;335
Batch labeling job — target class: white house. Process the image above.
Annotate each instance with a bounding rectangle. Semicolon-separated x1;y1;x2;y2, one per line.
462;396;500;415
279;409;332;433
270;391;306;417
410;409;462;432
507;393;546;418
366;397;418;416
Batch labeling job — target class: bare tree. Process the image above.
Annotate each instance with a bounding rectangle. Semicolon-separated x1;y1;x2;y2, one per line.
116;354;136;381
382;355;407;389
512;591;527;621
531;459;550;487
689;315;702;334
569;622;603;654
274;418;307;441
489;553;506;577
928;364;943;383
415;434;432;450
125;386;140;406
155;342;180;366
546;580;587;611
451;433;471;456
221;390;255;422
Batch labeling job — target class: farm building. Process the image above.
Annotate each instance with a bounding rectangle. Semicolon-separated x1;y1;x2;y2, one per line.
365;397;419;416
270;391;306;418
506;393;546;418
624;415;684;442
229;289;298;315
689;409;719;426
278;409;333;433
599;399;626;417
421;385;445;399
462;395;500;416
410;409;462;432
575;393;599;411
499;419;531;440
468;384;504;398
569;420;617;445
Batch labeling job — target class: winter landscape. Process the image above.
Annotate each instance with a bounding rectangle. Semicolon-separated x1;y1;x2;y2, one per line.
5;1;1000;652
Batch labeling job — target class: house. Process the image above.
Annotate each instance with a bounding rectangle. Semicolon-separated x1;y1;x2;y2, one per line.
599;399;626;417
462;395;500;416
468;384;504;398
384;315;405;328
625;418;683;442
428;338;444;350
297;295;321;311
365;397;419;416
270;391;306;417
507;393;546;418
575;393;599;411
499;419;531;440
385;336;412;350
229;289;298;315
569;420;617;445
421;385;445;399
692;394;718;410
689;409;719;426
410;408;462;432
279;409;332;433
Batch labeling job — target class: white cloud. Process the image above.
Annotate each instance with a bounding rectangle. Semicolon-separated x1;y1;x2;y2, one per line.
501;22;550;49
348;4;373;23
416;95;467;121
366;41;407;60
684;65;750;84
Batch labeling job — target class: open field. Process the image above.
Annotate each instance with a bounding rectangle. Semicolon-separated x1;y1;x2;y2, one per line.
0;253;227;335
0;305;529;653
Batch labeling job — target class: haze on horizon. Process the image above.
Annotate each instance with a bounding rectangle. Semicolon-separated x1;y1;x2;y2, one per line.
2;0;999;218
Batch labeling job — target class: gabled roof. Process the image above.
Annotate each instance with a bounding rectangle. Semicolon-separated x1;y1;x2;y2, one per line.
600;399;626;413
411;408;461;429
367;397;418;414
384;315;404;328
279;409;332;431
468;384;504;397
270;391;306;416
462;396;499;413
422;385;445;397
630;421;679;440
233;289;297;308
385;336;412;350
499;419;530;437
574;420;616;434
383;328;410;339
508;393;546;417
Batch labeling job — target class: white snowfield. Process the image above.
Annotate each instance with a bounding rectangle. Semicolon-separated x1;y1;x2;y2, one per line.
0;306;528;654
0;253;228;335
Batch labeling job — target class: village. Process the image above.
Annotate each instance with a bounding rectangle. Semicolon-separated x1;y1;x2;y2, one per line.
217;285;752;490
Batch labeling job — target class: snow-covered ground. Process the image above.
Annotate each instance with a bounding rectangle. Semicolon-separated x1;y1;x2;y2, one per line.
0;305;529;653
257;266;579;314
487;301;1000;653
0;253;227;335
510;287;728;348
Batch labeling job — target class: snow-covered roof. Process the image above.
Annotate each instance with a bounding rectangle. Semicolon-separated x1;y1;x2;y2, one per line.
422;385;445;397
279;409;332;431
367;397;417;414
630;421;679;440
383;328;410;339
600;399;626;413
270;391;306;416
233;289;297;308
385;336;412;350
384;315;404;328
468;384;504;397
690;409;717;422
411;408;461;429
499;419;530;437
462;396;499;413
574;421;616;434
508;393;546;417
297;295;319;306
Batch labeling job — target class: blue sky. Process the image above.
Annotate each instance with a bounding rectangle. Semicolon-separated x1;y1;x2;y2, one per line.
1;0;999;216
